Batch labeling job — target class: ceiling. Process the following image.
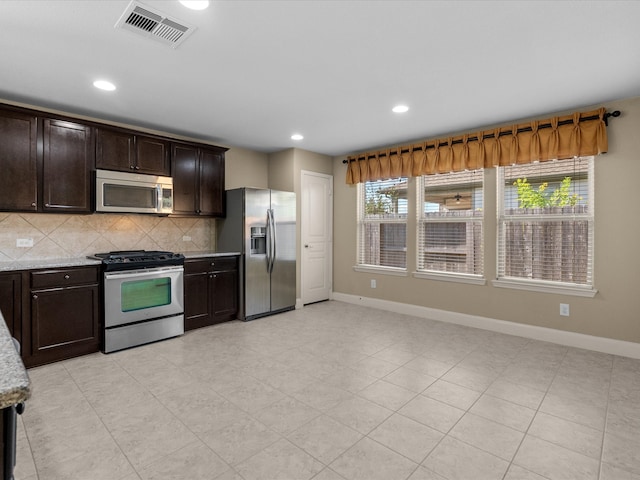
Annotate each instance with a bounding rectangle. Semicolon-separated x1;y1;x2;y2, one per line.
1;1;640;157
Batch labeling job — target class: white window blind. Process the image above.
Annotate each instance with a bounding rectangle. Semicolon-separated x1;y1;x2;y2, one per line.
357;178;408;269
417;170;484;276
498;156;594;286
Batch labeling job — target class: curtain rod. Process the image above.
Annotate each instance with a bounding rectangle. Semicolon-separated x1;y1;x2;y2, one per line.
342;110;620;164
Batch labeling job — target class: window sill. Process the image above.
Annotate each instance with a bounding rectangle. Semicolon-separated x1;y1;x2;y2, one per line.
353;265;408;277
492;278;598;297
413;271;486;285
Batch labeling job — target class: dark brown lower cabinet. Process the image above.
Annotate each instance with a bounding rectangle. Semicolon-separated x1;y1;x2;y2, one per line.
184;256;238;331
0;409;5;477
24;266;100;367
0;273;22;342
0;409;5;480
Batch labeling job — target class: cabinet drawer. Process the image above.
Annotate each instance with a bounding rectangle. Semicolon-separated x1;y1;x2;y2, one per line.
31;267;99;289
185;256;238;274
184;259;213;275
211;256;238;272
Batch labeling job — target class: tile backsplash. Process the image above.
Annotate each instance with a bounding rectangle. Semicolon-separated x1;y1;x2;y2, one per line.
0;212;215;262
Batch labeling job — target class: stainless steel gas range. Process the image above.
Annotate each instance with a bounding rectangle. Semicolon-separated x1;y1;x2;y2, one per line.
89;250;185;353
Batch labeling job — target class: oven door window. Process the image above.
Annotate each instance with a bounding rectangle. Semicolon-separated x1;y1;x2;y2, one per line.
121;277;171;312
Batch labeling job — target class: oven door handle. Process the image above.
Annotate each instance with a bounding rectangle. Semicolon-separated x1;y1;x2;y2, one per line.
104;266;184;280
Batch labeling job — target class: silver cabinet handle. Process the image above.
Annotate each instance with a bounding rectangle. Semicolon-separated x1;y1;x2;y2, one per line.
31;202;36;207
32;294;38;299
64;274;70;279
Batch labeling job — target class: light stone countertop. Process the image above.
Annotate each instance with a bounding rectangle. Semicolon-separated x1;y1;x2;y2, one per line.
182;251;241;259
0;257;102;272
0;311;30;410
0;253;241;272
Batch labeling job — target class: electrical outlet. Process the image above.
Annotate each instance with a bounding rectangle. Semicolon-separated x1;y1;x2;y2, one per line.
182;235;192;242
560;303;570;316
16;238;33;248
370;279;376;288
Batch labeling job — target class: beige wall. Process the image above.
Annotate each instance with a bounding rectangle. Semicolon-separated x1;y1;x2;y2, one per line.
268;149;295;192
332;95;640;344
225;147;269;190
264;148;333;300
221;145;334;302
292;149;334;300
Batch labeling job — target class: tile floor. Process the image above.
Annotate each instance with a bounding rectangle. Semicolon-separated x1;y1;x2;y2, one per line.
13;301;640;480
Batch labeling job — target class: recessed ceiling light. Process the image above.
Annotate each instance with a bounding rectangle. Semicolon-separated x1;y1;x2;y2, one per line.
179;0;209;10
93;80;116;91
291;134;304;141
392;105;409;113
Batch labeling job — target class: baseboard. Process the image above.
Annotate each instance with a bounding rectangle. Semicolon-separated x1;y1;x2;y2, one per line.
331;292;640;359
295;298;304;310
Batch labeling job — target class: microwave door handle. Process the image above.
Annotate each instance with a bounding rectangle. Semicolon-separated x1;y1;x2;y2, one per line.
156;184;162;212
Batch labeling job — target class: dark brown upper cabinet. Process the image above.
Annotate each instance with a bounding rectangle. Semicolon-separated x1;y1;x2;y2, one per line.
96;127;170;176
1;103;227;216
0;106;94;214
42;118;94;213
0;108;38;211
171;142;226;217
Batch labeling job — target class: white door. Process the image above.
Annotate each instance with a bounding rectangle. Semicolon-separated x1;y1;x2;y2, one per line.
301;170;333;305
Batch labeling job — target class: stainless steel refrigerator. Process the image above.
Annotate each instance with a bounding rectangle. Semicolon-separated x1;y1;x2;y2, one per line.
217;188;296;321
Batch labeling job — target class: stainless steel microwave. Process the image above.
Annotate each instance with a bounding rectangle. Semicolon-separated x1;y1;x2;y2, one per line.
96;169;173;214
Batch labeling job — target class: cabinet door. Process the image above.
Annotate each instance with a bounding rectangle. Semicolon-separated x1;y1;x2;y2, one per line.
136;136;170;176
96;128;135;172
171;143;199;215
0;272;22;341
199;148;225;216
28;284;100;367
42;119;94;212
212;269;238;322
0;108;38;211
0;409;4;477
184;271;212;331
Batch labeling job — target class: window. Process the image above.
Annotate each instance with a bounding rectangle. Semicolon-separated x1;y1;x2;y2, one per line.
498;156;594;287
357;178;408;269
417;170;484;277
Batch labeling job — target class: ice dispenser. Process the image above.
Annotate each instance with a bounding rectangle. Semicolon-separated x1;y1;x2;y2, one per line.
250;226;266;255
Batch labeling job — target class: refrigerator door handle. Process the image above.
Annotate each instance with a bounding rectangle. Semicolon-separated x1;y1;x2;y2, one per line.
267;209;276;274
265;209;271;273
270;209;277;273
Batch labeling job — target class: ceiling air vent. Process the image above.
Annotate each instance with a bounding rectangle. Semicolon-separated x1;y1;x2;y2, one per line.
115;1;196;48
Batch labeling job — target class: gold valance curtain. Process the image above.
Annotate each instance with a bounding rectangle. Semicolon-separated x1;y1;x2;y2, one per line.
345;108;609;184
